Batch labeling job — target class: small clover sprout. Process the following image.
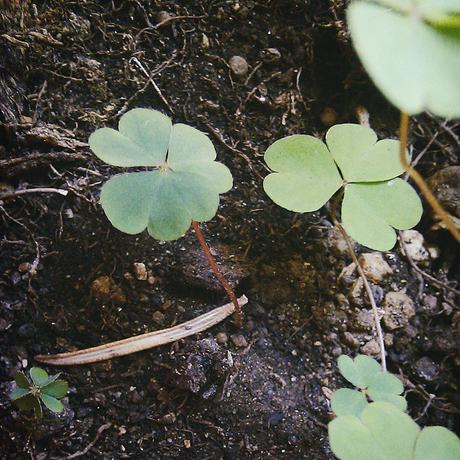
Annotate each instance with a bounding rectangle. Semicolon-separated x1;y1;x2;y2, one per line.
89;108;233;241
329;355;460;460
11;367;69;418
263;123;423;251
347;0;460;117
335;355;407;412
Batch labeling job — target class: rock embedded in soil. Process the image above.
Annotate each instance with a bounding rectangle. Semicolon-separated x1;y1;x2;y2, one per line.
414;357;439;382
400;230;430;264
358;252;393;283
133;262;148;281
229;55;249;77
382;291;415;331
230;333;248;348
361;338;380;356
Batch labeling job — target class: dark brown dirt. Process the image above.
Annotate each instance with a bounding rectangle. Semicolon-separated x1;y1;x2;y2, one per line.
0;1;459;458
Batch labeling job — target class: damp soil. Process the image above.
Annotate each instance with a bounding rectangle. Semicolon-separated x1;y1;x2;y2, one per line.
0;1;459;458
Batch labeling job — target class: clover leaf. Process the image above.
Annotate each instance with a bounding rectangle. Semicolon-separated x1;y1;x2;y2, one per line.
337;355;407;412
331;388;369;417
11;367;69;418
329;402;460;460
263;124;423;251
89;108;233;241
347;0;460;117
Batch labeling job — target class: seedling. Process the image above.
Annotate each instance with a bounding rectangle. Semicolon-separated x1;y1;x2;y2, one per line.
329;355;460;460
347;0;460;243
10;367;68;418
88;108;242;327
263;123;423;251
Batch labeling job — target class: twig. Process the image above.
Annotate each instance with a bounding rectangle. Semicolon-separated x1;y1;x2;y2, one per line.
35;295;248;365
192;221;243;328
399;111;460;244
0;187;68;200
65;423;112;459
135;14;206;41
399;236;460;296
331;192;387;371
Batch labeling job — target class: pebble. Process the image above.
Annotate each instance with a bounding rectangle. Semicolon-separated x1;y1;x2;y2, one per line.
156;11;172;25
414;357;439;382
230;333;248;348
343;331;359;348
422;294;438;315
320;107;337;127
361;338;380;356
358;252;394;283
383;291;415;331
215;332;228;345
133;262;148;281
261;47;281;62
152;311;165;325
229;55;249;77
400;230;430;264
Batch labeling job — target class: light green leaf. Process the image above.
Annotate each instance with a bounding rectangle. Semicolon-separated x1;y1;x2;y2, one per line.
91;109;233;241
326;124;406;182
347;1;460;117
40;394;64;413
11;387;30;401
338;355;382;389
14;372;30;389
30;367;49;387
414;426;460;460
263;135;342;212
368;391;408;411
342;179;423;251
42;380;69;399
331;388;369;416
329;402;420;460
368;372;404;395
89;108;171;166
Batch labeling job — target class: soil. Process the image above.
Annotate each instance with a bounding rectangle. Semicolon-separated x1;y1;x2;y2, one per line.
0;1;459;458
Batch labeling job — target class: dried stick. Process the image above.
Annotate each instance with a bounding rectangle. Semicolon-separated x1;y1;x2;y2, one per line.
35;295;248;366
399;111;460;244
192;221;243;328
331;193;387;371
0;187;68;200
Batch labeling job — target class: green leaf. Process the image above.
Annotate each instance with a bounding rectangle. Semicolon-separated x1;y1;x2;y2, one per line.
30;367;49;387
89;108;172;167
341;179;423;251
263;135;342;212
347;1;460;117
91;109;233;241
14;394;43;417
11;387;31;401
325;124;406;182
40;394;64;413
42;380;69;399
328;402;420;460
414;426;460;460
338;355;382;389
331;388;369;416
368;391;408;412
368;372;404;395
14;372;30;389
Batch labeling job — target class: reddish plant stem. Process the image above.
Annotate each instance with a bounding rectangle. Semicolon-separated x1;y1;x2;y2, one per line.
192;221;242;328
399;111;460;244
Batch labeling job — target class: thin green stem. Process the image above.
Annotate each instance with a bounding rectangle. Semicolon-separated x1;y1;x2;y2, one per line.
399;111;460;244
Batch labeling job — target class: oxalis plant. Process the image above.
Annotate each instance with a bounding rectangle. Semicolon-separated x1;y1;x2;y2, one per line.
263;123;423;251
329;355;460;460
35;108;247;366
10;367;69;418
347;0;460;244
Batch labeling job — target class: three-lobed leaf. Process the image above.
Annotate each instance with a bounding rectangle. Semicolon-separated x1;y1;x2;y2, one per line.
347;0;460;117
331;388;369;416
90;108;233;241
338;355;382;389
329;402;460;460
263;124;422;251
